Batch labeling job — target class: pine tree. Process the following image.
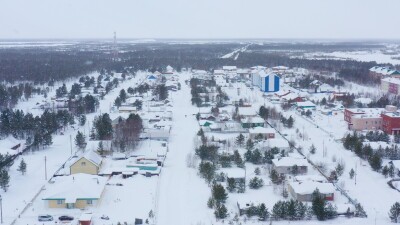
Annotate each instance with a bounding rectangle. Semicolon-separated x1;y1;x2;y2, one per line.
335;163;344;177
309;144;316;154
349;168;355;179
233;150;244;168
258;203;269;221
389;163;395;178
97;141;105;156
235;133;245;147
270;169;281;185
79;115;86;126
287;116;294;128
114;97;122;107
389;202;400;223
369;152;382;171
198;161;216;184
244;149;252;162
214;203;228;219
226;177;236;192
0;169;10;192
212;183;228;203
17;158;27;175
311;189;336;221
251;149;262;164
246;138;254;150
249;177;264;189
382;165;389;177
119;89;127;102
42;133;52;147
75;131;86;150
254;167;261;175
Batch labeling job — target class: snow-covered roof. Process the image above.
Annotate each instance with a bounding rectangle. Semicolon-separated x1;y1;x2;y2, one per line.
294;175;326;183
119;106;137;111
272;157;308;167
263;138;290;149
238;107;257;116
72;150;103;167
391;160;400;169
296;101;316;107
382;77;400;85
223;66;237;70
355;98;372;105
289;181;335;195
43;173;107;201
240;116;265;124
213;69;225;75
248;126;275;134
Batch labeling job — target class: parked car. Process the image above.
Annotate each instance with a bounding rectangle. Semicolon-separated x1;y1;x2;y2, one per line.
58;215;74;221
100;215;109;220
38;215;53;221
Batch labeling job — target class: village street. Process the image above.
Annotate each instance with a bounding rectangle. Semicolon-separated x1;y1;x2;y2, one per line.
156;77;212;225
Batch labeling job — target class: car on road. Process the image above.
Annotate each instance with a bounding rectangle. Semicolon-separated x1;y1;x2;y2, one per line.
38;215;53;221
58;215;74;221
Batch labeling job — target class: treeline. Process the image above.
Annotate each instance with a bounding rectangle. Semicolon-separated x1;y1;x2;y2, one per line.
0;83;40;109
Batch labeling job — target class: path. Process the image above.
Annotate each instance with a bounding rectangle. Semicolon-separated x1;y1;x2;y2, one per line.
156;77;212;225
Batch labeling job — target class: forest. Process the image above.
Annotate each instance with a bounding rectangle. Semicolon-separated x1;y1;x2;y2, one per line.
0;42;393;86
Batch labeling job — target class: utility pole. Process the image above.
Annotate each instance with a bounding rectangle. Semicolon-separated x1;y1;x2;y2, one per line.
70;135;73;155
355;162;357;186
0;194;2;224
44;156;47;180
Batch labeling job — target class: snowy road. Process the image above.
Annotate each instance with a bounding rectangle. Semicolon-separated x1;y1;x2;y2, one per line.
156;78;212;225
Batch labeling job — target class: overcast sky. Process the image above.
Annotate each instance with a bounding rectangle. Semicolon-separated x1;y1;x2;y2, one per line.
0;0;399;40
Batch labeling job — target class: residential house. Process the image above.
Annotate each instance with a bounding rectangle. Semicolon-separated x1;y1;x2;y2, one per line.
272;157;308;175
240;116;265;128
248;126;275;139
295;101;316;110
42;173;107;209
255;138;290;154
288;181;335;202
70;151;103;175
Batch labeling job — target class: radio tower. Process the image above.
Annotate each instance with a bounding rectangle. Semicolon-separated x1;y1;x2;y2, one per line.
113;31;118;60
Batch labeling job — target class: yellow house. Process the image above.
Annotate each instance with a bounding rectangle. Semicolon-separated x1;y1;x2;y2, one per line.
42;173;107;209
70;151;103;175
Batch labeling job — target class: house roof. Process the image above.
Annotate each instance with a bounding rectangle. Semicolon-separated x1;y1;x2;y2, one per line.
289;181;335;195
223;66;237;70
272;157;308;167
42;173;107;201
248;126;275;134
240;116;265;124
294;175;326;183
119;106;137;111
71;150;103;167
238;107;257;116
296;101;316;107
263;138;290;149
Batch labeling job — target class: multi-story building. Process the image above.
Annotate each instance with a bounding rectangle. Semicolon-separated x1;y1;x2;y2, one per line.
382;111;400;135
381;77;400;95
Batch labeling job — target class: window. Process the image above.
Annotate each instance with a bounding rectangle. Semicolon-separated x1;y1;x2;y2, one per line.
87;200;93;205
81;162;86;166
57;200;64;205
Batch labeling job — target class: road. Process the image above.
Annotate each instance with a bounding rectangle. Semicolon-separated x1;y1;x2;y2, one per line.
156;77;212;225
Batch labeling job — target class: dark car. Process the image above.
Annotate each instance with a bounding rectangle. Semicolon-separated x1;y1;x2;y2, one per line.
58;215;74;221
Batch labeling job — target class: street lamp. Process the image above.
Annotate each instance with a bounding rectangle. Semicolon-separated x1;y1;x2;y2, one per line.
0;194;3;224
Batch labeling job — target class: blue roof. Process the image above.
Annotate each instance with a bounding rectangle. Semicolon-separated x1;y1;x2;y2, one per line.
148;75;157;80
